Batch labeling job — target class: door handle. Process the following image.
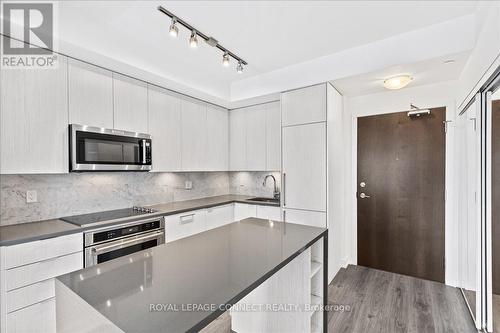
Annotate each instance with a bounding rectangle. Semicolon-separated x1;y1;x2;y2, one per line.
359;193;370;199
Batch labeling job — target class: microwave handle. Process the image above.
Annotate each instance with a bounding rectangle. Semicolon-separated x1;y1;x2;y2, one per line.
141;139;147;164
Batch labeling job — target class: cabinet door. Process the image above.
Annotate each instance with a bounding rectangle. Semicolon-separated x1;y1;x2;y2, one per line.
234;203;257;221
246;105;267;171
266;101;281;171
229;109;246;171
256;205;282;221
206;204;234;230
113;73;148;133
1;55;68;174
282;122;326;212
181;97;207;171
165;210;207;242
281;84;326;126
68;58;113;128
6;298;55;333
148;85;182;171
283;208;326;228
206;105;229;171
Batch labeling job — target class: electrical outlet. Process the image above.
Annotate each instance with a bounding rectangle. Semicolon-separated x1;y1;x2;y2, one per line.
185;180;193;190
26;190;37;203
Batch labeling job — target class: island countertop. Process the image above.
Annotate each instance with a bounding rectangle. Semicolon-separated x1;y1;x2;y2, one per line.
56;218;327;333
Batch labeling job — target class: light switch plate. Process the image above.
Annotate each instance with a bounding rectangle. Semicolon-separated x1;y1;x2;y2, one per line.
185;181;193;190
26;190;37;203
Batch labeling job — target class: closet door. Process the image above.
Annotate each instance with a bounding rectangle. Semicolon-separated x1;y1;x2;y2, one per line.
282;122;326;212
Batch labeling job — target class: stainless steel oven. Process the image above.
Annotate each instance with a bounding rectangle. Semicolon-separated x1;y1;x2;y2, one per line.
70;124;152;171
84;217;164;267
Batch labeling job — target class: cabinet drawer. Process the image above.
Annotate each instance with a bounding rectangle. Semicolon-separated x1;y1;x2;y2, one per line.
206;204;234;230
6;279;55;313
4;233;82;269
6;252;83;291
165;210;206;243
234;203;257;221
256;206;282;221
6;297;55;333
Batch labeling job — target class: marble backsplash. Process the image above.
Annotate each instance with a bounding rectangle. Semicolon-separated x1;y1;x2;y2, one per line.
0;171;280;226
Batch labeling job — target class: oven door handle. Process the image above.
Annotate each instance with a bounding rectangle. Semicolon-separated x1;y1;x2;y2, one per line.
91;231;163;253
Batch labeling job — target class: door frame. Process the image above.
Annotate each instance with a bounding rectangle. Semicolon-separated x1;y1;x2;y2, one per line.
350;101;456;285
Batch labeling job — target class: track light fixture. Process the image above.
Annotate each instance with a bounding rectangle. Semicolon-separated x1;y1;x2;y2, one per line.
158;6;247;73
189;30;198;48
169;17;178;37
222;52;230;67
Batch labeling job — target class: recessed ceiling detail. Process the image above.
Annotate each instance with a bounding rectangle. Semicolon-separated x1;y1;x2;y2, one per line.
157;5;247;74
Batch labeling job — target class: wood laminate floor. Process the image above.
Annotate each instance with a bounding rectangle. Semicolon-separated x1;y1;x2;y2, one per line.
327;265;476;333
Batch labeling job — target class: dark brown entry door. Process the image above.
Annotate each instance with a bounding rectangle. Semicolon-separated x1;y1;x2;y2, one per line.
357;107;446;283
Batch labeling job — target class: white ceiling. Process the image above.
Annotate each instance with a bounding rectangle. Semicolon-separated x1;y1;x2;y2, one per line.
332;51;470;96
57;1;479;101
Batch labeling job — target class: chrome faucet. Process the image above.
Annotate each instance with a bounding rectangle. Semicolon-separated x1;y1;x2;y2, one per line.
263;175;280;200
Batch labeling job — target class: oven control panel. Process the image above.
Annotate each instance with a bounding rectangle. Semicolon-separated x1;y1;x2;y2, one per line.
93;220;161;244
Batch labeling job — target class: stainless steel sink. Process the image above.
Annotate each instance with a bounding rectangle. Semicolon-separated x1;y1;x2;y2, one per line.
247;197;280;204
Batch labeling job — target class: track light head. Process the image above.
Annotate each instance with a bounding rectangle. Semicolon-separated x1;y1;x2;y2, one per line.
189;30;198;48
169;18;179;37
236;61;244;74
222;52;230;67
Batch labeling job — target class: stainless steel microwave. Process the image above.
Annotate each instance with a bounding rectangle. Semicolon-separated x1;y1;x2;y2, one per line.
70;124;152;171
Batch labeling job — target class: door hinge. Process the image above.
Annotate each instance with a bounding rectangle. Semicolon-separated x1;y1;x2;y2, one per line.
443;120;452;133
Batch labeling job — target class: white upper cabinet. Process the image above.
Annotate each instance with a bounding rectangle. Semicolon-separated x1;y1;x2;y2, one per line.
229;109;247;171
245;105;267;171
148;85;182;172
206;105;229;171
1;54;69;174
281;84;326;126
282;122;327;212
181;97;207;171
112;73;148;133
68;58;113;128
266;101;281;171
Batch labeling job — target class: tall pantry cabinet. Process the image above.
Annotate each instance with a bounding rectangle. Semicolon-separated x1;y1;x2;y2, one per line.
281;83;344;285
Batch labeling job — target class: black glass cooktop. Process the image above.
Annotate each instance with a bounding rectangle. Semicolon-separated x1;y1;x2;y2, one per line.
61;207;156;227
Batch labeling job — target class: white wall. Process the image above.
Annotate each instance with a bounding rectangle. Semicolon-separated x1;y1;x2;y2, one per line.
458;3;500;110
341;80;462;286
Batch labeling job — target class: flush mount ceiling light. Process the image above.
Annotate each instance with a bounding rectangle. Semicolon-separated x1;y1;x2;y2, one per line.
383;75;413;90
158;6;247;73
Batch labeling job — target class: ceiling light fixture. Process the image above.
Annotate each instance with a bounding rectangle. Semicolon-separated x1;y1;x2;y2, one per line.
158;6;247;73
189;30;198;48
169;17;179;37
383;75;413;90
222;52;230;67
236;61;243;74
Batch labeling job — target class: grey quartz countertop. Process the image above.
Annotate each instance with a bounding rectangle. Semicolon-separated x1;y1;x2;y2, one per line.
0;194;280;246
0;219;82;247
57;218;326;333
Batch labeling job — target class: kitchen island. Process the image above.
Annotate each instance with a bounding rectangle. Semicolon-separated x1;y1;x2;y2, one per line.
55;218;327;333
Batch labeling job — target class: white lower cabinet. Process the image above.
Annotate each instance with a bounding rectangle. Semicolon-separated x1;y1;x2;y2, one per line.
283;208;327;228
165;209;207;242
6;297;56;333
256;205;282;221
234;203;258;221
0;233;83;333
206;204;234;231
